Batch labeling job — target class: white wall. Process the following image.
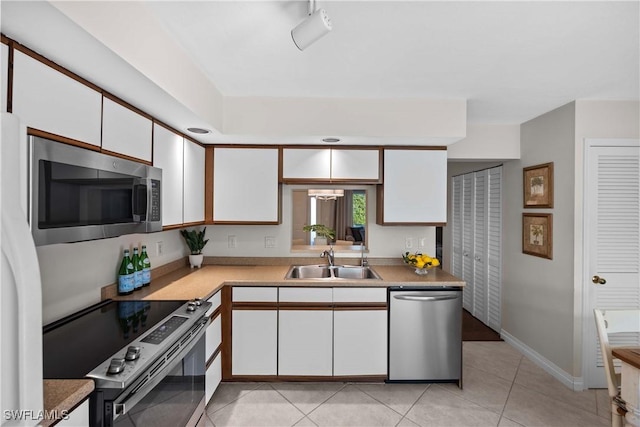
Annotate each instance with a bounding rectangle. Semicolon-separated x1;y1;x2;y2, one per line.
447;124;520;160
38;229;186;324
201;184;436;258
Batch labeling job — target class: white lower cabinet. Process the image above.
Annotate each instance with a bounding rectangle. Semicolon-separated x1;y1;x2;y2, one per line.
232;310;278;375
333;310;387;376
278;309;333;376
56;399;89;426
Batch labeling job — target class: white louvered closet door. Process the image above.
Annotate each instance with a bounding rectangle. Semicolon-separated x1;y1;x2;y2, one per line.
586;140;640;388
451;176;464;280
462;173;475;312
473;170;488;323
487;167;503;332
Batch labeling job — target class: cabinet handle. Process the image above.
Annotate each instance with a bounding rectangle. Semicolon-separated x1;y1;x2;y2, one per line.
592;275;606;285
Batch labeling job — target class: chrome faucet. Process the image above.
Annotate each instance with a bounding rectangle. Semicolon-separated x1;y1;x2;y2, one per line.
321;246;335;267
360;243;368;267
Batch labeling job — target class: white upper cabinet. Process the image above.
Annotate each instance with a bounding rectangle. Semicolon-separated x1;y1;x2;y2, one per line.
213;147;280;223
12;50;102;146
102;97;152;162
1;42;8;113
153;124;205;226
282;148;380;182
331;149;380;180
377;149;447;224
183;139;205;224
282;148;331;179
153;123;184;226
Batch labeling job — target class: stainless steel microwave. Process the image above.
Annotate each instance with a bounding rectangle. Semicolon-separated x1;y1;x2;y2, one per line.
30;137;162;246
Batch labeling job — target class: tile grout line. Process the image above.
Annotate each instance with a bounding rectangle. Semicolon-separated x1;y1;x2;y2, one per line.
205;382;264;416
496;354;524;426
270;381;348;424
394;383;432;427
352;382;429;420
265;382;316;427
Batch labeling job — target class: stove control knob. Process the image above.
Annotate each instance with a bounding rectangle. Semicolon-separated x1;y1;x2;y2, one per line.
125;346;141;361
107;358;126;375
194;298;202;306
186;302;196;312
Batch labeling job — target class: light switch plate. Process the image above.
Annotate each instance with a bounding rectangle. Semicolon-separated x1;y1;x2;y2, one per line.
265;236;276;248
228;235;237;248
405;237;414;249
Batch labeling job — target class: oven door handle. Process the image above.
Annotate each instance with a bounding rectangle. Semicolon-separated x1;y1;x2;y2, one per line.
112;319;207;420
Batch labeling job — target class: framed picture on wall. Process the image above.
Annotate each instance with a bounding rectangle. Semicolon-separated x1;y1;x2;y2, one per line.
523;162;554;208
522;213;553;259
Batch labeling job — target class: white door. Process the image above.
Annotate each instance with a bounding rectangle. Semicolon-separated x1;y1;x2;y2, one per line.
462;173;475;311
584;139;640;388
473;170;488;322
451;175;463;280
486;166;503;332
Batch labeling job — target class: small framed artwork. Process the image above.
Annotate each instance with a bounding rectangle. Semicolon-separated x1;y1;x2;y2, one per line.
522;213;553;259
523;162;554;208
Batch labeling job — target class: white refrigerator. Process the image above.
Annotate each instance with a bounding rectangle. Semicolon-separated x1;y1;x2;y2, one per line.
1;112;44;426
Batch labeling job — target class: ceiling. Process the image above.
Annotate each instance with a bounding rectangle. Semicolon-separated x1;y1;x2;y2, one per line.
1;1;639;147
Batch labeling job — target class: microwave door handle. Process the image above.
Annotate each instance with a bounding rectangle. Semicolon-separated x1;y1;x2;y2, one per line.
131;179;147;222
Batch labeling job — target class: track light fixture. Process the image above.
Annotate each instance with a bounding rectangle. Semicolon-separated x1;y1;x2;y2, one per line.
291;0;332;51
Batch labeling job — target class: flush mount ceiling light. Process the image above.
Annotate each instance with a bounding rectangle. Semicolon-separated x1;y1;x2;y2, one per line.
322;137;341;143
291;0;332;51
308;189;344;201
187;127;211;135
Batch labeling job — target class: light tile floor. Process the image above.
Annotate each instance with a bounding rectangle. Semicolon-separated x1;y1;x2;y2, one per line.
201;342;610;427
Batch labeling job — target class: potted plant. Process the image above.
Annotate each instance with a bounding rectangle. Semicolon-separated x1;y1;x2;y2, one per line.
180;227;209;268
302;224;335;245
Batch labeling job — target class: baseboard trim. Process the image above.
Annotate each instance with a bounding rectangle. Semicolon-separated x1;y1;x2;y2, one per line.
501;329;584;391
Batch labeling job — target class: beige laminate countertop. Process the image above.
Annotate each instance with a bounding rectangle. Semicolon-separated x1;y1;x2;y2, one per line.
113;263;465;302
41;379;94;427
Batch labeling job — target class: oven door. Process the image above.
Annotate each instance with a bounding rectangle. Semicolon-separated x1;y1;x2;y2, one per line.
93;326;206;427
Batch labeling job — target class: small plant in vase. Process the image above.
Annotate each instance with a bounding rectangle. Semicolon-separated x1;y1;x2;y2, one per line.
180;227;209;268
302;224;336;245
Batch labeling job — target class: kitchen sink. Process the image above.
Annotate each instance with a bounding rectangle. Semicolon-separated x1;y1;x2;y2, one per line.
284;265;381;280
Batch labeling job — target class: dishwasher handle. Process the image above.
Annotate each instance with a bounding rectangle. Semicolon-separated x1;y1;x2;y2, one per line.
393;294;459;302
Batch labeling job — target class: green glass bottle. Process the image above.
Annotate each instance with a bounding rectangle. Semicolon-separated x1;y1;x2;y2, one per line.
141;245;151;286
118;249;135;295
132;247;142;291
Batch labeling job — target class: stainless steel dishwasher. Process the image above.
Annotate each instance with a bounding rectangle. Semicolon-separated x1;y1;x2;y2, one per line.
388;286;462;386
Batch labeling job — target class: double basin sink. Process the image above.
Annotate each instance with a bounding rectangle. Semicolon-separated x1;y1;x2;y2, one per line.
285;264;382;280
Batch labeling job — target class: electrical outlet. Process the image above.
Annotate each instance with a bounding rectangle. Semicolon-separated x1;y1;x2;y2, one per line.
228;235;237;249
156;241;163;256
405;237;414;249
265;236;276;248
419;237;426;249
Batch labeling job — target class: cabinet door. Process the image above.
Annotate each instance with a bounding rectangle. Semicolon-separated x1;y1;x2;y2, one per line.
1;42;8;113
183;139;205;223
334;310;387;376
378;149;447;224
206;315;222;363
205;352;222;404
56;399;89;427
102;97;152;162
12;51;102;146
153;124;184;226
331;149;380;181
213;147;280;223
278;310;333;376
232;310;278;375
282;148;331;180
472;170;488;323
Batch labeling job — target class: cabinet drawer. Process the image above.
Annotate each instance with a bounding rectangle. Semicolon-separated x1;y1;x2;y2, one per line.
333;288;386;303
206;290;222;316
233;287;277;302
206;314;221;362
279;287;332;303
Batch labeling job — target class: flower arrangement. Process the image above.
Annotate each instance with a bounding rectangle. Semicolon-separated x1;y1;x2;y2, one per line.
402;252;440;275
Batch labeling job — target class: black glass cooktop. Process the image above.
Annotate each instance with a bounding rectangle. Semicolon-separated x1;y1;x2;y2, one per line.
42;300;185;379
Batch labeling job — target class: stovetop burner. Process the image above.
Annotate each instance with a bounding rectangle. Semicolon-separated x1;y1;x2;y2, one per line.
43;300;185;380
